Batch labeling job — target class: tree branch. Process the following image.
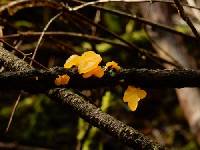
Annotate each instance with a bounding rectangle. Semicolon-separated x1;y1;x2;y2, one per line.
0;47;163;149
0;46;32;71
0;0;195;40
70;0;200;11
1;67;200;90
49;88;164;149
173;0;200;41
72;0;196;40
69;11;177;67
0;31;128;48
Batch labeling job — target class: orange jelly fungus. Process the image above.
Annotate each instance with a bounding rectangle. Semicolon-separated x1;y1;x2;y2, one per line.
82;66;104;78
105;61;121;71
78;51;102;74
54;75;70;86
123;86;147;111
63;51;105;78
128;100;138;112
64;55;81;69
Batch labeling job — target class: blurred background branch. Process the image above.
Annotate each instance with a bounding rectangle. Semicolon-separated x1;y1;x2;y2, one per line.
1;0;200;149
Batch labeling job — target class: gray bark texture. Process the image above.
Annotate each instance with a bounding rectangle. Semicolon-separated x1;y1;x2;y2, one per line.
0;46;164;149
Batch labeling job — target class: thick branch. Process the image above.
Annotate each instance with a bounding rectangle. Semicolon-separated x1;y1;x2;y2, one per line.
49;88;164;149
0;47;163;148
1;67;200;90
0;46;32;71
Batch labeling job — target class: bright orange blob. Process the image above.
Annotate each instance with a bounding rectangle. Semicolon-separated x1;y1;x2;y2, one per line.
105;61;121;71
78;51;102;74
64;55;80;69
63;51;104;79
123;86;147;111
82;66;104;78
54;74;70;86
128;99;139;111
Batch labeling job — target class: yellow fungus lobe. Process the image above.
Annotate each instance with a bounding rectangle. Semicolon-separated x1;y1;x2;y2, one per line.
105;61;121;71
82;66;104;78
54;74;70;86
78;51;102;74
128;99;138;111
64;55;81;69
94;66;104;78
123;86;147;111
63;51;105;79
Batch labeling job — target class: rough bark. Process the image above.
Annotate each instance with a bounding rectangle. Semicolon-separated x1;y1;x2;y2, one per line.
0;46;32;71
0;46;164;149
49;88;164;149
2;67;200;91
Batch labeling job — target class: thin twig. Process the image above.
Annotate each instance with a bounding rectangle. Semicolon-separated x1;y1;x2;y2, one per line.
0;0;61;15
5;94;21;132
30;12;62;65
72;0;196;40
186;0;200;22
91;10;101;53
69;11;178;67
79;124;93;150
69;0;200;11
0;32;128;48
0;39;48;70
0;0;196;40
173;0;200;41
63;14;89;34
144;26;182;67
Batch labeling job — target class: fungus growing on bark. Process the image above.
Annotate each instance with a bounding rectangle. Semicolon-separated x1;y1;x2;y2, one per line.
105;61;121;71
64;55;80;69
82;66;104;78
123;86;147;111
54;74;70;86
78;51;102;74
